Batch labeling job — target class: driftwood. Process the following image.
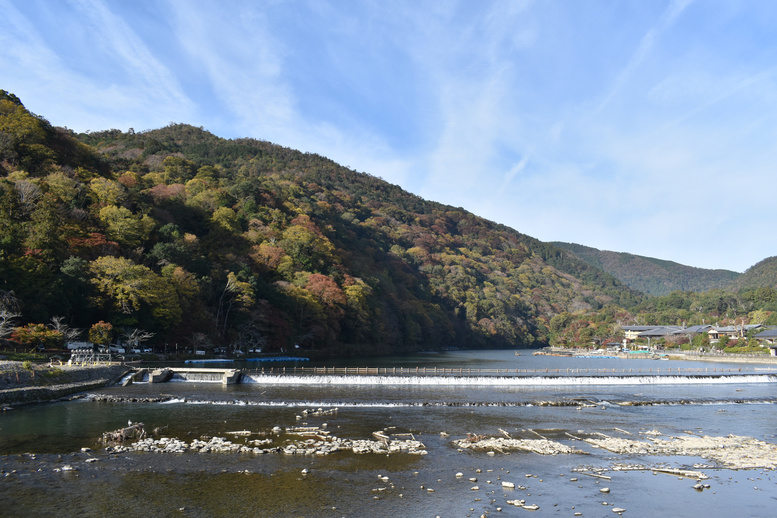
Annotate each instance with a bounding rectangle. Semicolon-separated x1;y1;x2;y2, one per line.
102;422;145;444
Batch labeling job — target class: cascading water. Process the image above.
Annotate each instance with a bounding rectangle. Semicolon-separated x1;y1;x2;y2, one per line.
241;373;777;386
171;371;224;383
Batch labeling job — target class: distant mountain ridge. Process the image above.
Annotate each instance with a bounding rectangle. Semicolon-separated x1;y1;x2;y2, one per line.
728;256;777;291
551;242;741;297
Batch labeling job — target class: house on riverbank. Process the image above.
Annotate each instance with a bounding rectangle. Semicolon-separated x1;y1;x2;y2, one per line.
621;324;766;348
753;328;777;355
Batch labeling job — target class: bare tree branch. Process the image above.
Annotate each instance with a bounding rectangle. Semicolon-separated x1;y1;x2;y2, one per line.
49;316;82;342
0;291;21;339
121;327;155;346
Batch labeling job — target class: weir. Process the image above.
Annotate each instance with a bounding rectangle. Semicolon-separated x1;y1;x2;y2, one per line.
136;366;777;387
241;373;777;387
145;368;242;385
243;365;777;376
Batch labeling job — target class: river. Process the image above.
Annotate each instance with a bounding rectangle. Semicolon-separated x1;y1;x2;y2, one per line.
1;350;776;517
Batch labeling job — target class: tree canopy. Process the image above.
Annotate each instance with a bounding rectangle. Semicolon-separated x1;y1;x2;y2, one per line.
0;93;667;356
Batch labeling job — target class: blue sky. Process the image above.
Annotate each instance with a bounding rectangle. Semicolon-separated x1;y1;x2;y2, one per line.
2;0;776;272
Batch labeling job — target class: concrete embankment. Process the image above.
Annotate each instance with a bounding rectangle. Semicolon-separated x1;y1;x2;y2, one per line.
0;361;130;406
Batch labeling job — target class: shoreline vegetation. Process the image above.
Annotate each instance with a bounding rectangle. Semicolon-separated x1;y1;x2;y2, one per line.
533;346;777;364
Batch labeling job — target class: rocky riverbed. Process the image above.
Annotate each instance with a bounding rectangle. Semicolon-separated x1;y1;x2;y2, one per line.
3;411;777;517
92;414;777;472
103;421;428;456
584;430;777;470
453;434;583;455
451;427;777;471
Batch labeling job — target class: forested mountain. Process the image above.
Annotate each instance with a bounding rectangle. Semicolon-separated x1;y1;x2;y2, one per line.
0;90;645;356
727;256;777;292
551;242;740;297
542;248;777;348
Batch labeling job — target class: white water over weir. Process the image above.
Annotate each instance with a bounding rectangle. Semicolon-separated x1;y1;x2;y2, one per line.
145;368;242;385
139;366;777;386
241;373;777;386
172;371;225;383
244;365;776;376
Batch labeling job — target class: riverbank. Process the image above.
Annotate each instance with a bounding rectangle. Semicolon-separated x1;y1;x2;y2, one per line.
0;361;130;407
667;353;777;365
535;347;777;365
2;349;776;517
2;402;776;517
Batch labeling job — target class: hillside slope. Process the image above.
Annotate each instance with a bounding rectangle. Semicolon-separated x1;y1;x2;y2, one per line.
551;242;740;297
1;90;644;356
727;256;777;291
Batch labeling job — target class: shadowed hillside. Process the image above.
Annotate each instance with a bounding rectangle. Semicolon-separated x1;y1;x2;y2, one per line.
551;242;740;297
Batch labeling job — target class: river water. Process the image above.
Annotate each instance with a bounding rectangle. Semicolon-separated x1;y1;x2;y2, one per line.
2;350;777;517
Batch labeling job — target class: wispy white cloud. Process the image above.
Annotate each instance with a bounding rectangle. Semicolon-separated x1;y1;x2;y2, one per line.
499;155;530;193
653;66;777;132
591;0;694;115
69;0;191;108
3;0;777;271
0;0;195;130
389;3;539;203
164;0;415;186
166;0;294;136
0;1;67;89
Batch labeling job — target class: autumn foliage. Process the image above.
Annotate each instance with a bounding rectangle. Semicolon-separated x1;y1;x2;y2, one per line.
1;90;650;356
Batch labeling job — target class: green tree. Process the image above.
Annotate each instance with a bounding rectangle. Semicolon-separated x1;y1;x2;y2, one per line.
549;312;572;334
749;309;771;325
0;97;55;173
90;256;149;314
163;156;197;183
343;277;373;341
24;193;66;262
0;180;23;254
45;171;84;207
692;332;710;350
89;177;126;206
98;205;155;248
279;224;335;273
211;206;240;233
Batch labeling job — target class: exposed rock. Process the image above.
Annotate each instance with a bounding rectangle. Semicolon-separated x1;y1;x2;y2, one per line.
584;433;777;469
453;435;582;455
104;428;426;456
